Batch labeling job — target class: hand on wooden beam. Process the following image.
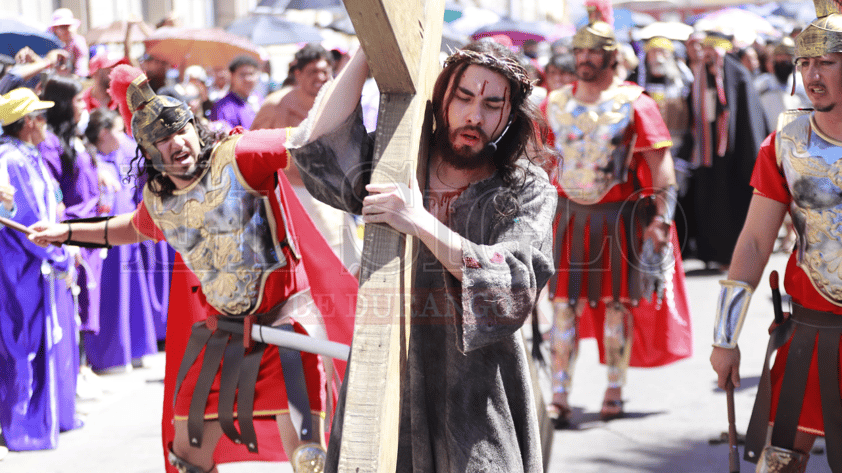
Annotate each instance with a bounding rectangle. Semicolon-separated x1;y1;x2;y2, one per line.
362;175;465;281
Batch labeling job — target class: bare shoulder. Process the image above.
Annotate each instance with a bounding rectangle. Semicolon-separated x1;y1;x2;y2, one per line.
263;86;293;106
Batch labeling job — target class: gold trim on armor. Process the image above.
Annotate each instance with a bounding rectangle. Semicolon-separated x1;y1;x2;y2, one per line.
547;83;644;204
775;109;811;168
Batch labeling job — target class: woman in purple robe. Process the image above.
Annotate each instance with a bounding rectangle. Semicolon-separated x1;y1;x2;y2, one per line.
0;89;76;450
80;108;169;371
38;76;103;338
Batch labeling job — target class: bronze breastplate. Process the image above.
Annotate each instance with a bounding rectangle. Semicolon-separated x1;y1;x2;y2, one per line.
143;136;287;315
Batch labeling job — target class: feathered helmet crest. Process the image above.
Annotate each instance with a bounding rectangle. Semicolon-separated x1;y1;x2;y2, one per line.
107;64;193;172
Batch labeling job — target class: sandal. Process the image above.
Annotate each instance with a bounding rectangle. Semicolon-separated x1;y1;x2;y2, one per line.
548;402;573;429
600;399;624;421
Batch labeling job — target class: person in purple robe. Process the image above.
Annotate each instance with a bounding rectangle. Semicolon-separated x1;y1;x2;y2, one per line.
209;55;261;129
0;87;77;451
38;76;103;338
80;108;170;372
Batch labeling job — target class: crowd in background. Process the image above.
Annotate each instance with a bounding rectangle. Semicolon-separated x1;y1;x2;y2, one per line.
0;0;811;459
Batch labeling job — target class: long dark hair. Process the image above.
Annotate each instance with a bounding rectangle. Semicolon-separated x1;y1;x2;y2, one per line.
432;41;554;190
128;119;216;198
42;75;83;176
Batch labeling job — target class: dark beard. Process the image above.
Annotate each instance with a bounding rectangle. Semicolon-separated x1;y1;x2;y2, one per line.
433;125;493;171
816;103;835;113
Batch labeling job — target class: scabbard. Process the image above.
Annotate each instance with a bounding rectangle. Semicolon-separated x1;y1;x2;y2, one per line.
743;315;795;463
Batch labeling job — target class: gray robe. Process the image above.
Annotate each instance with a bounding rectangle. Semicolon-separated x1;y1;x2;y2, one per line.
289;107;555;472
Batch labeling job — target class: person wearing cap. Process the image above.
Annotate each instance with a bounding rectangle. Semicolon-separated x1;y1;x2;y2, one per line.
544;20;692;426
710;3;842;471
27;64;356;473
82;53;130;111
685;30;769;270
0;87;78;451
635;36;695;203
48;8;88;78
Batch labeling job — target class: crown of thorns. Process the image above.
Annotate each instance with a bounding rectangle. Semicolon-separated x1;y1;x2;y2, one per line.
443;49;534;100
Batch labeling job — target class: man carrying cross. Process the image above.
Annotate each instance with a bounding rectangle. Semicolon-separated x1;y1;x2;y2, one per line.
288;40;556;472
27;65;356;473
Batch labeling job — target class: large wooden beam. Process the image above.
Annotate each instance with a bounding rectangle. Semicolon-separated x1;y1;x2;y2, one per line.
336;0;443;471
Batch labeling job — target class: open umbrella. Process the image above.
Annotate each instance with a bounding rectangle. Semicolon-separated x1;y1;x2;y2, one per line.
471;18;557;47
634;21;694;41
0;18;62;57
143;27;262;69
693;8;779;39
86;19;154;45
255;0;343;10
226;15;323;46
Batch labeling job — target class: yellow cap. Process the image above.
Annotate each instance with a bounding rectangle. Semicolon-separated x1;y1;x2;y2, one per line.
701;34;734;52
644;37;674;53
0;88;54;126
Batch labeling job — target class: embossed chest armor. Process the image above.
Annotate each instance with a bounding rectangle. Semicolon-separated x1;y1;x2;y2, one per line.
546;84;642;203
776;110;842;305
143;136;287;315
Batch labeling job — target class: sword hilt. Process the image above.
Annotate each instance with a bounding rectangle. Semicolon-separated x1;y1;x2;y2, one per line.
770;271;784;325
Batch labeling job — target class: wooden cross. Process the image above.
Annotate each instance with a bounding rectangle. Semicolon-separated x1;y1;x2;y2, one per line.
334;0;444;471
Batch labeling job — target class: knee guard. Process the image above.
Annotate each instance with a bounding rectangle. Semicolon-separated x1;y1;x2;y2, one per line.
551;301;579;394
168;446;214;473
604;302;632;389
755;445;809;473
291;443;327;473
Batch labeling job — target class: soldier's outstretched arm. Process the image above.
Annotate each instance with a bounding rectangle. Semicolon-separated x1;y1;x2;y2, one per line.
306;48;370;143
28;212;150;248
710;193;788;390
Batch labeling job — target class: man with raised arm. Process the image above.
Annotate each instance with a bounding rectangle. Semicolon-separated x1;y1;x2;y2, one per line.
28;65;356;473
710;3;842;471
287;40;556;472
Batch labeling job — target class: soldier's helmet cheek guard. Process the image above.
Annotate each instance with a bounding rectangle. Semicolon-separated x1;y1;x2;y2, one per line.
127;76;194;173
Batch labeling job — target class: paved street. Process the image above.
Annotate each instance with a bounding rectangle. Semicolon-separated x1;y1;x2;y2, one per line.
2;253;833;472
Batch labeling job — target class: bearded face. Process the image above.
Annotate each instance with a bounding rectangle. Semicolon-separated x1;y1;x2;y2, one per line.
574;48;613;82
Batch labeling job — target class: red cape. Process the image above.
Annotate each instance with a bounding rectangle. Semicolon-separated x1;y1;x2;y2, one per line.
160;171;357;471
578;227;693;367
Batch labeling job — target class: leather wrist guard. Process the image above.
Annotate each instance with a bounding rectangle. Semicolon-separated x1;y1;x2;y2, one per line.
713;279;753;349
62;216;114;249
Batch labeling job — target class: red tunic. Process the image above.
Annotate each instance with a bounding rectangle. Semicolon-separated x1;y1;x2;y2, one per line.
134;129;357;469
547;85;693;368
750;132;842;436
